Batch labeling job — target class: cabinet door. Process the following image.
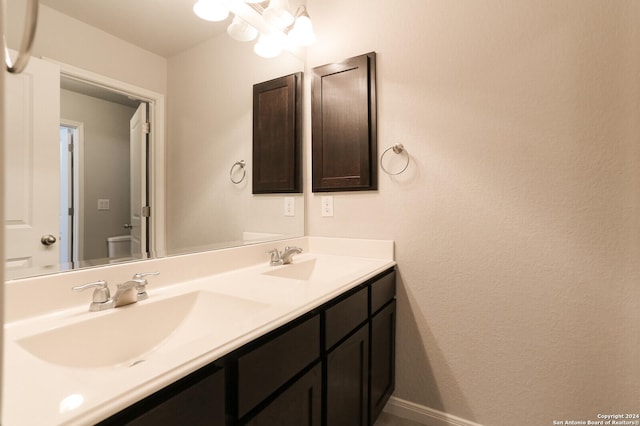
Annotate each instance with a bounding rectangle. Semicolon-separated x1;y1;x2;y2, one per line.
326;324;369;426
245;364;321;426
253;72;302;193
370;300;396;425
311;52;377;192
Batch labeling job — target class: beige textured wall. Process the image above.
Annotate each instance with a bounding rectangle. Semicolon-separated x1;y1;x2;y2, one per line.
305;0;640;424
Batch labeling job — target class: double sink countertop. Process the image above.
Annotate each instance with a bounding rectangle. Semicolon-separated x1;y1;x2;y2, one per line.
2;237;395;425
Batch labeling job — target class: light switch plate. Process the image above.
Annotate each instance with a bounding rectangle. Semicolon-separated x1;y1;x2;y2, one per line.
97;199;110;210
284;197;295;217
321;196;334;217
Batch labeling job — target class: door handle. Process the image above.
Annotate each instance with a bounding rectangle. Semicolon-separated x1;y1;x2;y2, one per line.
123;224;133;229
41;234;57;246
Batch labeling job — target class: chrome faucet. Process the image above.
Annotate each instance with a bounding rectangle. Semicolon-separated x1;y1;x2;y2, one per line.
281;246;303;264
73;272;159;312
268;246;303;266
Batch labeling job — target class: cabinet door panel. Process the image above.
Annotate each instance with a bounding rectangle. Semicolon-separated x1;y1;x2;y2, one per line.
312;52;377;192
326;324;369;426
370;300;396;424
371;270;396;315
245;364;321;426
325;287;368;350
253;72;302;193
238;315;320;417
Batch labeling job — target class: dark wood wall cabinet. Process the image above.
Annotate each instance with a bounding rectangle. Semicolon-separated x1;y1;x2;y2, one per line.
253;72;302;194
99;268;396;426
312;52;377;192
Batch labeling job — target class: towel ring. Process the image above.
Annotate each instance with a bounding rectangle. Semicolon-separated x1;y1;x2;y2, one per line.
3;0;39;74
380;144;410;175
230;160;246;184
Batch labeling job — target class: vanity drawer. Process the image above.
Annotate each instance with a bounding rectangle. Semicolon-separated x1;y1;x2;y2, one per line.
237;314;320;418
371;269;396;314
99;364;225;426
325;287;368;349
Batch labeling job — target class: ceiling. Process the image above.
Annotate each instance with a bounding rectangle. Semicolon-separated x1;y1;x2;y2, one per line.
40;0;228;58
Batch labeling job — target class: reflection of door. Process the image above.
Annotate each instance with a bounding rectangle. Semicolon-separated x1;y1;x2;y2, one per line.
4;55;60;271
130;102;148;257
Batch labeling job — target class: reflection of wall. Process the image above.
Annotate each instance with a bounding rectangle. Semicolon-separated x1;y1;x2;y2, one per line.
306;1;640;425
6;5;167;94
166;35;304;251
61;90;136;260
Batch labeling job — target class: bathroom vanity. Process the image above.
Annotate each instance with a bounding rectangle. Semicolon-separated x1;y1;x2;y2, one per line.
100;268;395;426
2;237;395;425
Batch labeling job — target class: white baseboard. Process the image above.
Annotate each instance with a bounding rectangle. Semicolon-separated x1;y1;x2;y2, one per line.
383;396;484;426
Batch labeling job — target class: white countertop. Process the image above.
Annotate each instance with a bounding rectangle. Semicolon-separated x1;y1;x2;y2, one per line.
2;237;395;425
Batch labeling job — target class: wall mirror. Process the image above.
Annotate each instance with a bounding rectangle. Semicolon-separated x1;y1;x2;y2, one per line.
4;0;306;280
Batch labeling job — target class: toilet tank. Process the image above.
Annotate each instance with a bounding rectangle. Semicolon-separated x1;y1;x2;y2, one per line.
107;235;131;258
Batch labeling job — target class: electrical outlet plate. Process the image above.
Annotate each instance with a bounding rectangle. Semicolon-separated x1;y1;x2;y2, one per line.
321;196;334;217
284;197;295;217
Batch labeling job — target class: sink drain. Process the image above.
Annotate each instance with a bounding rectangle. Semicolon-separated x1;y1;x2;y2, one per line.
130;359;146;367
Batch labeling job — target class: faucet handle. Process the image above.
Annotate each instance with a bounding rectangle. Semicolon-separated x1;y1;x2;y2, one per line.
132;272;159;300
268;248;283;266
132;272;160;281
72;280;110;303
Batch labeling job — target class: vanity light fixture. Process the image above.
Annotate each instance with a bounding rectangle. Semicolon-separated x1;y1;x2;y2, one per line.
262;0;295;30
227;15;259;42
193;0;316;58
254;34;283;58
287;5;316;46
193;0;229;22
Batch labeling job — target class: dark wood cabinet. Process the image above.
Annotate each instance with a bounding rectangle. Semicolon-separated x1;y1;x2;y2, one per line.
326;324;370;426
237;315;320;418
97;363;225;426
253;72;302;194
245;364;322;426
325;286;368;350
370;300;396;423
100;268;395;426
312;52;377;192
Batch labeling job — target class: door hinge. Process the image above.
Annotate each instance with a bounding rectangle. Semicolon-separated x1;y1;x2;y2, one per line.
68;207;74;216
143;122;150;134
142;206;151;218
68;142;74;152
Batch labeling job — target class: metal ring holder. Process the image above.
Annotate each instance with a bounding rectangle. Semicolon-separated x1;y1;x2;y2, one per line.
380;144;410;175
230;160;246;184
3;0;39;74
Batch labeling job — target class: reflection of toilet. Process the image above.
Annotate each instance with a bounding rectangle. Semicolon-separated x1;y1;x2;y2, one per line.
107;235;131;258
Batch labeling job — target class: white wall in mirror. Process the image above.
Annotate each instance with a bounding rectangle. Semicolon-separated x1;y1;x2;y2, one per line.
167;26;304;253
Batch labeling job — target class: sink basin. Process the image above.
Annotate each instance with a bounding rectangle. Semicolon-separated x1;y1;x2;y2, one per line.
261;256;375;282
263;258;319;280
18;291;269;369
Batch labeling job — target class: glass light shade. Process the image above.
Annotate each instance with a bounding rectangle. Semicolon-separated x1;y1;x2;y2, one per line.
254;34;282;58
288;14;316;46
227;15;258;42
262;0;295;29
243;0;262;3
193;0;229;22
